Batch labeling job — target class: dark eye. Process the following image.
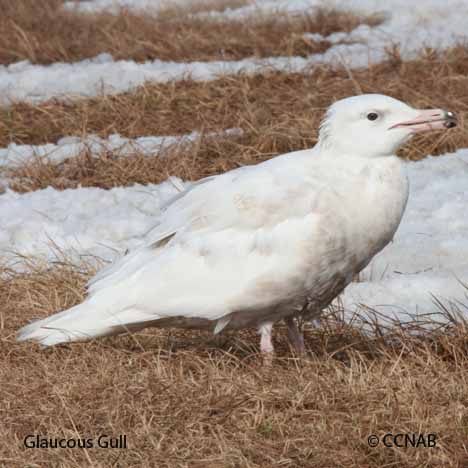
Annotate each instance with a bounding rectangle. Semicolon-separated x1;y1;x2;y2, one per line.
367;112;379;121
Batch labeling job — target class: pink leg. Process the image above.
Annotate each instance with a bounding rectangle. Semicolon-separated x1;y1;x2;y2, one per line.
259;323;274;354
285;317;305;354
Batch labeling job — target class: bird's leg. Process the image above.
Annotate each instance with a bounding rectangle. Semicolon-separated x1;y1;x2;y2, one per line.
259;323;274;364
285;316;305;354
259;323;274;353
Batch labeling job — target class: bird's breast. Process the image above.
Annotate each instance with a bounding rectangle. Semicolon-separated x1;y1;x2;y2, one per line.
330;158;408;278
301;157;409;300
355;157;409;257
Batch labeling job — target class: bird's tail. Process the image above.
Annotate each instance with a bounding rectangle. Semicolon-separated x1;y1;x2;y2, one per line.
17;302;116;347
17;298;164;347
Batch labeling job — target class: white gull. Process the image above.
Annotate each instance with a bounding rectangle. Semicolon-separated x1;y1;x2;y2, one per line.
17;94;457;353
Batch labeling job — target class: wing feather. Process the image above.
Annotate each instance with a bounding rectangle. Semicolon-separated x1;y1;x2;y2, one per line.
87;149;328;317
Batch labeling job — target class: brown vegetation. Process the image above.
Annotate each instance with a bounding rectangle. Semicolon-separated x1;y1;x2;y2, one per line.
2;261;468;467
0;0;380;65
4;46;467;192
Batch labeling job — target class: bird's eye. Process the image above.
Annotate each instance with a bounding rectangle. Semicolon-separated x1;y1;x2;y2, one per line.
367;112;379;121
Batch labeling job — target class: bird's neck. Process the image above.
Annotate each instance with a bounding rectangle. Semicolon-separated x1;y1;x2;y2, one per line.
313;142;399;164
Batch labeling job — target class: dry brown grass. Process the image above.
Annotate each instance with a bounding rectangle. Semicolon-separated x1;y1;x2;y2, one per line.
2;260;468;467
0;0;380;65
4;46;468;192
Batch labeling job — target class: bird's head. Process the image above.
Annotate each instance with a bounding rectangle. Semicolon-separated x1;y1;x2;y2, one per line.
318;94;457;158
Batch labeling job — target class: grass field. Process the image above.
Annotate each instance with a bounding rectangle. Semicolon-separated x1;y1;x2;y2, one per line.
1;1;468;467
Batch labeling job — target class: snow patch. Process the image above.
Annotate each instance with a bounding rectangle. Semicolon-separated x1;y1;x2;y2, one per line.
340;151;468;322
64;0;193;15
0;52;358;106
0;128;242;168
0;179;185;262
4;0;468;105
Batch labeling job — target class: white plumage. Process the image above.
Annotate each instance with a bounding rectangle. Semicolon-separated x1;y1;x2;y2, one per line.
17;94;456;353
